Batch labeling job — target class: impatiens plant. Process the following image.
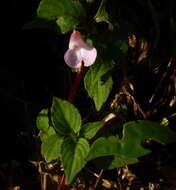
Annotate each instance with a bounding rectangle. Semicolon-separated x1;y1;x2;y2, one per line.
37;98;176;185
33;0;176;188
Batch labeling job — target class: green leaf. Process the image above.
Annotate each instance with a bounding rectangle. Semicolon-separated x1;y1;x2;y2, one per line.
84;58;114;111
93;75;113;111
94;0;113;30
36;109;50;132
92;155;138;169
61;138;90;184
51;97;82;135
87;136;122;161
80;121;104;139
121;120;176;157
107;155;138;169
85;58;114;85
87;120;176;163
36;109;56;141
37;0;86;33
40;127;56;142
41;134;64;163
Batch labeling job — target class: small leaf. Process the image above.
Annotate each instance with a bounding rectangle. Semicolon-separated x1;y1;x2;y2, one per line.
107;155;138;169
84;58;114;110
93;75;113;111
37;0;86;33
94;0;113;30
85;58;114;85
61;138;90;184
80;121;104;139
41;134;63;163
160;118;169;127
36;109;49;132
51;97;82;135
40;127;56;142
56;17;77;34
36;109;56;141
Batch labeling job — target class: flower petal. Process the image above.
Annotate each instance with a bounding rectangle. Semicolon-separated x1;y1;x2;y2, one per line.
64;49;82;68
80;46;97;67
69;31;87;49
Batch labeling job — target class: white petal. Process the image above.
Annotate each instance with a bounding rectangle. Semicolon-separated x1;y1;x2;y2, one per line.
64;49;82;68
80;46;97;67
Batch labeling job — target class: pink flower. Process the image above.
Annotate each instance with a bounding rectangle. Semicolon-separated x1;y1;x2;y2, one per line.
64;31;97;69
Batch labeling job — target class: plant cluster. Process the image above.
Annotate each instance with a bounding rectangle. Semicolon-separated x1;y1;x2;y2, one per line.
25;0;176;188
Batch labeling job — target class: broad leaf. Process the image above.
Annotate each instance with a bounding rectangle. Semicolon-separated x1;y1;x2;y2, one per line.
80;121;104;139
51;97;82;135
121;120;176;157
87;136;122;161
37;0;86;33
84;58;114;110
61;138;90;184
41;134;63;163
88;120;176;162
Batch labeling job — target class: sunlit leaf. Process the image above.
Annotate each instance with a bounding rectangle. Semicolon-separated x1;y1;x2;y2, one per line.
36;109;56;141
51;97;82;135
41;134;63;162
84;58;114;110
36;109;50;132
80;121;104;139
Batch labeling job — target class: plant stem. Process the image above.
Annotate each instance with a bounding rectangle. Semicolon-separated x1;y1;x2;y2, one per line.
59;63;84;190
68;63;84;103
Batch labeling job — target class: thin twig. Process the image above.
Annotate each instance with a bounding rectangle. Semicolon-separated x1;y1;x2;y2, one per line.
38;162;48;190
122;87;147;119
149;58;173;104
94;169;104;189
